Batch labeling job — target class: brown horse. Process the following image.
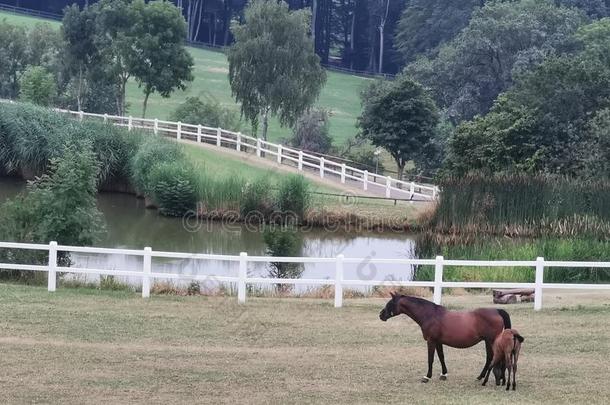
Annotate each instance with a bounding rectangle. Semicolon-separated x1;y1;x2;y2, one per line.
379;292;511;382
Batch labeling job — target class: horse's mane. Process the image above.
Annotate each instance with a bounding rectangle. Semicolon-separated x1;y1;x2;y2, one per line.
396;294;442;309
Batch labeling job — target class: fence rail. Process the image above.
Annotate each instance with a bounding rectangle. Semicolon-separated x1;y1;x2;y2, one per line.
2;241;610;310
45;106;438;200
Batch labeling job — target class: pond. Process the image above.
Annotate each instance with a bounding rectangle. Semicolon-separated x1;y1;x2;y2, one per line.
0;178;417;289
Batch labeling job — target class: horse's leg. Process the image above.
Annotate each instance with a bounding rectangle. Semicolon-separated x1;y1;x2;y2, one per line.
477;339;493;380
436;343;448;380
481;361;495;386
421;341;435;383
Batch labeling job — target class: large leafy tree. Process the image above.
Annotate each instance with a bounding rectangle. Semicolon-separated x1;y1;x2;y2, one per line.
358;76;439;181
407;0;585;123
228;0;326;141
395;0;484;64
445;18;610;177
131;0;194;117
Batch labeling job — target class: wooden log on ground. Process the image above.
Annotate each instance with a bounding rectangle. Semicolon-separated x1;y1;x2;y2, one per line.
493;288;535;298
493;290;535;304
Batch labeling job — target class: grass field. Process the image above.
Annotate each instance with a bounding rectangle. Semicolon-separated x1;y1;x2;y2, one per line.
1;284;609;404
0;10;370;145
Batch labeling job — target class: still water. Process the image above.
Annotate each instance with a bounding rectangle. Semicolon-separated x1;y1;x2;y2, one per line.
0;178;417;288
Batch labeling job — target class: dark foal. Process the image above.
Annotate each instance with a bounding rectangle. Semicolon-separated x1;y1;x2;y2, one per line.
379;293;511;383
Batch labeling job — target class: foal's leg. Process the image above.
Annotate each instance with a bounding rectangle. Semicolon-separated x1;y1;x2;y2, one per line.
422;341;436;383
512;359;518;390
477;339;493;380
436;343;448;380
505;354;512;391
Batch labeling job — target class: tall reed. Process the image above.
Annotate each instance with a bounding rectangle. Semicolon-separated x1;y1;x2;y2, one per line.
430;173;610;237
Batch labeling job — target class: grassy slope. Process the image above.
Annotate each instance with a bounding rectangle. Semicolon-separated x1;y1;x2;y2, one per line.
1;285;609;404
0;10;369;145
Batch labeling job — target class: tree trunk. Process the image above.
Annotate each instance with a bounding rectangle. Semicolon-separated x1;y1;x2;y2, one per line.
311;0;317;43
77;65;83;111
142;89;151;118
378;26;384;74
262;108;269;142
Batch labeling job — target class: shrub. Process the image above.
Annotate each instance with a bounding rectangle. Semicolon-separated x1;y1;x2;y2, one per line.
19;66;57;106
240;176;274;219
170;96;242;131
276;175;311;223
131;136;185;196
289;108;332;154
149;161;199;216
0;143;104;281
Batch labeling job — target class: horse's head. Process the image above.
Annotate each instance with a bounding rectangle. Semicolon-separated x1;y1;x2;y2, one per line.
379;292;401;321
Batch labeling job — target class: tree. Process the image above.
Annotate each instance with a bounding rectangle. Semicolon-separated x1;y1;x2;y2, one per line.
407;0;585;123
358;76;439;181
62;4;100;111
94;0;142;116
444;19;610;177
395;0;483;64
19;66;57;106
263;225;304;292
228;0;327;141
0;20;28;99
131;0;194;117
289;108;332;154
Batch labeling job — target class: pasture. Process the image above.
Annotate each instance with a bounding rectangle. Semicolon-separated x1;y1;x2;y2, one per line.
0;10;369;145
0;285;608;404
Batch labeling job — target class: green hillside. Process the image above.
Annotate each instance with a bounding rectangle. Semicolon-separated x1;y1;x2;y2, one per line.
0;10;369;144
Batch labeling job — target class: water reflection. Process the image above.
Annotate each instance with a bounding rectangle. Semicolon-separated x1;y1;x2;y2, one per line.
1;178;417;288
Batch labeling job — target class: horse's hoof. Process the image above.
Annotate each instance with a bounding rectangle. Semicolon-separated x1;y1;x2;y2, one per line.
421;377;430;383
476;375;483;381
440;374;447;381
482;382;487;386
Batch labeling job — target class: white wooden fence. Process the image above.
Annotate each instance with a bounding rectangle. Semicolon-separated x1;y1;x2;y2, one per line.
2;241;610;310
48;107;438;200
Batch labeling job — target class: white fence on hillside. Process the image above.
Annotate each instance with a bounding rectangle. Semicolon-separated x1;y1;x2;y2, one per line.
48;106;438;200
2;241;610;310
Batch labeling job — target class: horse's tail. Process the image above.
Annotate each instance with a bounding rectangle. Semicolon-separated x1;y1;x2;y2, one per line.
513;333;524;343
497;309;512;329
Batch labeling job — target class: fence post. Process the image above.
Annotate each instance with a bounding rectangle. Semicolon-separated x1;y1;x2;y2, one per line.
238;252;247;304
79;110;84;122
535;257;544;311
433;187;438;200
197;125;202;143
128;116;133;131
103;113;108;123
277;145;282;164
433;256;444;305
385;176;392;198
409;182;415;199
47;241;57;292
142;247;152;298
176;121;182;140
298;151;303;171
363;170;369;191
154;118;159;135
256;138;261;157
334;254;344;308
341;164;346;184
236;132;241;152
320;157;325;178
216;128;222;146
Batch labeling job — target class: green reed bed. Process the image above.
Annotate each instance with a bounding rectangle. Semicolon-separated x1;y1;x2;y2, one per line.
414;233;610;283
430;174;610;237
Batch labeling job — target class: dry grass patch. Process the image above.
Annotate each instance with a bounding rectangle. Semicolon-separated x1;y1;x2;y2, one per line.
0;284;609;404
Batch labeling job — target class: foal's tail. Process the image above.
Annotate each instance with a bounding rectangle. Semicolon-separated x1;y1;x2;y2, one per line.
497;309;512;329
